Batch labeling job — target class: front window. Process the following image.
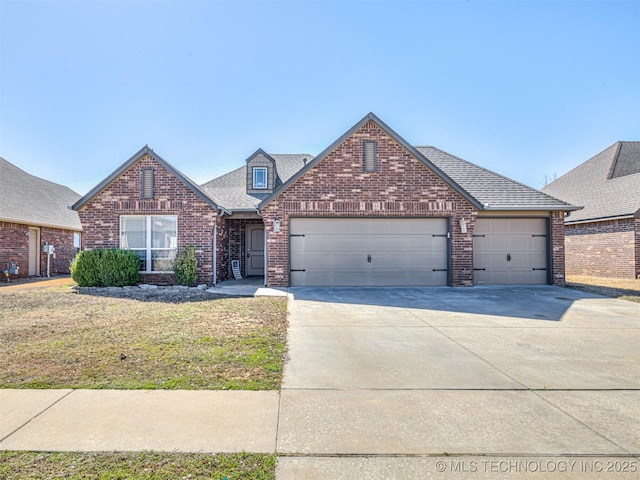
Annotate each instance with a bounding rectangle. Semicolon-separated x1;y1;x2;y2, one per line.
120;215;177;272
253;167;267;189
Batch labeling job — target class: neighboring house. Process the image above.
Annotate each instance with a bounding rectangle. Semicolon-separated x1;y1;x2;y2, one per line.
543;142;640;279
73;113;578;287
0;157;82;278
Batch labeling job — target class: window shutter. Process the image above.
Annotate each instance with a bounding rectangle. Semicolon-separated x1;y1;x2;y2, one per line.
364;141;377;172
142;169;154;199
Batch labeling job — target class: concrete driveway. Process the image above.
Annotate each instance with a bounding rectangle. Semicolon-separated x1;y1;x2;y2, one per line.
277;286;640;479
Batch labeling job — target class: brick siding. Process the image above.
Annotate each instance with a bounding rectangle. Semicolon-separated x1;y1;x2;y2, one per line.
636;218;640;278
0;221;78;278
261;120;479;287
566;219;640;278
77;154;220;285
550;211;566;286
565;218;639;278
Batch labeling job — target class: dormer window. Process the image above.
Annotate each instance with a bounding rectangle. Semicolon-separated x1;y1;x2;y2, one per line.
253;167;268;189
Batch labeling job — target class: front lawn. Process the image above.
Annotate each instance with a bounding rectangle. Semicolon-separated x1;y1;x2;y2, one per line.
566;275;640;303
0;279;288;389
0;451;275;480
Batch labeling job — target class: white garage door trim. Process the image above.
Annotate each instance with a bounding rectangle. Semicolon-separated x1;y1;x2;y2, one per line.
289;217;450;287
473;217;550;285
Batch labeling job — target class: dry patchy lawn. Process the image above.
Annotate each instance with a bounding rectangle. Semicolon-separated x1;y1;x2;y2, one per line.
566;275;640;303
0;279;288;389
0;451;275;479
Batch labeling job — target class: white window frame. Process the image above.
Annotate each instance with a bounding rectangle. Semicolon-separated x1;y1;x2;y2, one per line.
119;215;178;273
253;167;268;189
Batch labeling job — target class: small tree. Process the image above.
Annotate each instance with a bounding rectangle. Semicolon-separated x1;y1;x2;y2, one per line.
173;245;198;286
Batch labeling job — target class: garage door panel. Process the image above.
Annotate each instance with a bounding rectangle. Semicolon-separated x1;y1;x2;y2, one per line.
289;218;448;287
473;218;548;285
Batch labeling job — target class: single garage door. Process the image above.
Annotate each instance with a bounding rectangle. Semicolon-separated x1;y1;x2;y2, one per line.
473;218;548;285
289;218;448;287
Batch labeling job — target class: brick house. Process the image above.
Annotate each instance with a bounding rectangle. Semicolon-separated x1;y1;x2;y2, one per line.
74;113;577;287
0;156;82;278
543;142;640;279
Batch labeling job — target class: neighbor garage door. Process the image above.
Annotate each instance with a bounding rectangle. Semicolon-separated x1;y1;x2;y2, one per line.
473;218;548;285
289;218;448;287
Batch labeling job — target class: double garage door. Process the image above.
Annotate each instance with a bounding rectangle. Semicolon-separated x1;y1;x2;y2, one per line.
289;217;549;287
290;218;448;287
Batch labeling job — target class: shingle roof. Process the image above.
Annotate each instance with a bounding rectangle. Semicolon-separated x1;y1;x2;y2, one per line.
200;154;312;211
417;146;578;211
542;142;640;223
255;112;576;212
0;156;82;230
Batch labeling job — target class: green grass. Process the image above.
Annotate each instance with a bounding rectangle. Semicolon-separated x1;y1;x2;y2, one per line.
0;451;276;479
0;281;288;390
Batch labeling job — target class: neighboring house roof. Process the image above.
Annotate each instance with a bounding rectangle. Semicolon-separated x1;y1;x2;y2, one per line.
542;141;640;223
200;153;313;211
72;146;227;213
0;156;82;230
417;146;578;211
256;112;577;212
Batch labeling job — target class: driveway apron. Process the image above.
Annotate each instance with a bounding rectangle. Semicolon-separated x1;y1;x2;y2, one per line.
276;286;640;479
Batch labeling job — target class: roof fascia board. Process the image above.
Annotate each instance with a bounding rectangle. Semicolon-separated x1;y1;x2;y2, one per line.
566;214;636;224
0;216;83;231
483;206;582;212
259;112;483;210
73;146;225;213
245;148;277;165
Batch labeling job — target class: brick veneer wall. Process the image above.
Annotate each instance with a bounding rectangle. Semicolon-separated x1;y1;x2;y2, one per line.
40;227;77;275
261;120;479;287
0;221;78;278
550;211;566;286
636;218;640;278
77;154;220;285
0;222;29;278
565;218;638;278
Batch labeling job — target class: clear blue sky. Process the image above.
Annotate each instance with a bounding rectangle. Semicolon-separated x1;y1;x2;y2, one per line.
1;0;639;195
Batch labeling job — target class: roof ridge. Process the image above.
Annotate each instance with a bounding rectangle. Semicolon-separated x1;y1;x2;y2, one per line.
417;146;574;207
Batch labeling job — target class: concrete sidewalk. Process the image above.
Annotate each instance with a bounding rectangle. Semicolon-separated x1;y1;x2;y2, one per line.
1;389;279;453
1;286;639;479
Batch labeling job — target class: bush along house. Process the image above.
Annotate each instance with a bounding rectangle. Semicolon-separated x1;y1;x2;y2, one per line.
0;156;82;280
72;113;579;287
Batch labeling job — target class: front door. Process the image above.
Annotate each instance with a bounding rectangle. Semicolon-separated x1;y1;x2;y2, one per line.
245;224;265;276
28;228;39;276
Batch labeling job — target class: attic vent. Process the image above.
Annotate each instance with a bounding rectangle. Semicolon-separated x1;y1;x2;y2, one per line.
364;140;377;172
141;168;154;199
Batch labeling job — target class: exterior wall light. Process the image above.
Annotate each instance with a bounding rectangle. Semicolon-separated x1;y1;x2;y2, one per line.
273;218;281;233
459;218;468;233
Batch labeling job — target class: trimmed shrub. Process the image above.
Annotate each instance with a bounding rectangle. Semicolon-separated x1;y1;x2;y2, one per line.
173;245;198;286
71;249;142;287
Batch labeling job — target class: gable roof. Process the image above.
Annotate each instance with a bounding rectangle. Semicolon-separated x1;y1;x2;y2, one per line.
0;156;82;230
257;112;576;212
417;147;578;211
72;146;226;213
200;153;312;211
542;141;640;223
